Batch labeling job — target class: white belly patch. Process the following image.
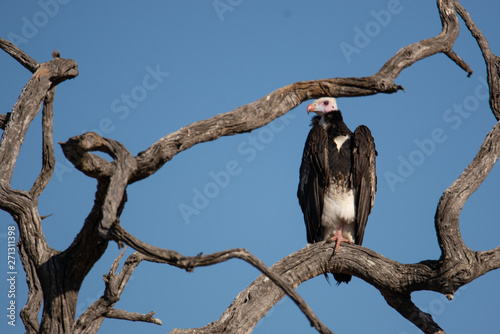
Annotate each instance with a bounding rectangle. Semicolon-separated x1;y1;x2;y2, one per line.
321;186;356;242
334;135;349;151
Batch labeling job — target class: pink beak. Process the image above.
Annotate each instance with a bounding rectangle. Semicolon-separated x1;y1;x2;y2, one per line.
307;103;317;114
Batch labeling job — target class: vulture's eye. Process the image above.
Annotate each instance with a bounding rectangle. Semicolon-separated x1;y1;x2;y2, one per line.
324;100;329;105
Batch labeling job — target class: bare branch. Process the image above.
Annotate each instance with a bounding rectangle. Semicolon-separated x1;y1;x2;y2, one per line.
0;54;79;332
0;57;78;184
1;1;498;333
455;1;500;120
435;121;500;261
0;37;39;73
29;86;56;199
60;2;496;333
58;0;471;192
59;0;468;185
60;132;136;238
28;50;62;198
109;223;334;334
66;0;467;186
382;292;445;334
444;50;473;77
477;246;500;275
18;245;42;334
61;130;333;333
84;134;136;238
74;248;147;334
104;310;162;325
59;133;114;179
375;0;471;81
169;237;498;334
167;243;400;334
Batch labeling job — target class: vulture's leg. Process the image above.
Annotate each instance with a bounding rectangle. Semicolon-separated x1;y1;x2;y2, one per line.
328;221;352;253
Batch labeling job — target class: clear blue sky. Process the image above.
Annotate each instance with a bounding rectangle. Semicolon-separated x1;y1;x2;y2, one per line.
1;1;499;333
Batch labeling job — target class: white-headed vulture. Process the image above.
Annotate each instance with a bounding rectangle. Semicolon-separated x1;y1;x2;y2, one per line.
298;97;377;284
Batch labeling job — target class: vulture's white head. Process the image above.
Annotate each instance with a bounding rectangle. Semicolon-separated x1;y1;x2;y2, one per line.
306;97;338;116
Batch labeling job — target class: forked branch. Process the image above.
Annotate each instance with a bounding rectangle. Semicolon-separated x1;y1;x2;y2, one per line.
110;224;334;334
61;131;333;333
1;0;499;333
74;249;162;334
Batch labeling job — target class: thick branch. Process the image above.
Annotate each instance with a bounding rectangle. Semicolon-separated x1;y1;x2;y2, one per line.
61;132;136;238
382;292;445;334
0;53;79;332
60;178;118;282
35;179;117;333
29;87;56;199
170;236;499;334
60;133;114;179
0;37;39;72
167;243;424;334
0;57;78;184
455;1;500;120
109;216;499;334
18;244;42;334
0;185;56;334
477;246;500;274
435;121;500;261
53;133;134;333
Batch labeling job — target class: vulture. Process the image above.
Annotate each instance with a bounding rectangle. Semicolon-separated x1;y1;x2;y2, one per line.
297;97;377;284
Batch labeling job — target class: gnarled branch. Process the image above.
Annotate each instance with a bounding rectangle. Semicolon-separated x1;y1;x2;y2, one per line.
109;223;334;334
0;57;78;184
74;249;162;334
1;0;499;333
61;0;470;188
455;1;500;120
0;37;39;72
29;86;56;199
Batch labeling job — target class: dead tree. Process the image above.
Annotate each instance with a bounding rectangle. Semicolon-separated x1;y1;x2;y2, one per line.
0;0;499;333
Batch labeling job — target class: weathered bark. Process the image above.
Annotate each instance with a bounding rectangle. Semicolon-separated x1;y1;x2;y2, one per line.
455;2;500;120
0;113;11;130
169;121;500;334
0;50;78;332
0;37;39;73
29;85;56;199
0;0;499;333
74;249;162;334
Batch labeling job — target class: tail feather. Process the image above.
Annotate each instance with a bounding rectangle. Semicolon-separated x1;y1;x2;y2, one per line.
323;272;352;285
324;272;331;285
333;273;351;285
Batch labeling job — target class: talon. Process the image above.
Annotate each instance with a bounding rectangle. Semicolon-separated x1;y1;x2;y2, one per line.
328;231;351;254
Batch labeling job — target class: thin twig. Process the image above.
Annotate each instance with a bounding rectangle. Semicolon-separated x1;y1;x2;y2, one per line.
104;309;162;325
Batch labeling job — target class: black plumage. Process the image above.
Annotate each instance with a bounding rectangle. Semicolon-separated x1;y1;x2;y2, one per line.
297;97;377;284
